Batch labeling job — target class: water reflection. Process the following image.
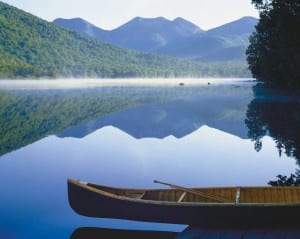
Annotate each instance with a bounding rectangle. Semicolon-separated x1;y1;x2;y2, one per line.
268;173;300;186
246;84;300;159
58;93;251;139
70;226;300;239
0;88;143;156
245;84;300;184
71;227;177;239
0;86;207;156
175;226;300;239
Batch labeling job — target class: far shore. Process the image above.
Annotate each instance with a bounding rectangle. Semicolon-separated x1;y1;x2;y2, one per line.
0;78;254;90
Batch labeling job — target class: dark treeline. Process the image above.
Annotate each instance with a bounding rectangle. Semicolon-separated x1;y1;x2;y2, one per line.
246;0;300;90
0;2;250;79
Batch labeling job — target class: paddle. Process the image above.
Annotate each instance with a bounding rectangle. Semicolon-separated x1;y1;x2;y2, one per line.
154;180;234;203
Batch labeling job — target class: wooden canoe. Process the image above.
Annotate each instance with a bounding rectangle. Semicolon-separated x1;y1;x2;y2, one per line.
68;179;300;226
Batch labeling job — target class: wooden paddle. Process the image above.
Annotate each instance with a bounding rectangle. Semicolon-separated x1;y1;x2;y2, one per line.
154;180;234;203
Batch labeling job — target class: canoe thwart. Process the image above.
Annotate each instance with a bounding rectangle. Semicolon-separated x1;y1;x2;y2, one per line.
178;192;187;202
154;180;234;203
235;187;241;204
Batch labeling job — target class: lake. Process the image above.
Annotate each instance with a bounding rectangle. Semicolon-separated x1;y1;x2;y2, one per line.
0;78;300;239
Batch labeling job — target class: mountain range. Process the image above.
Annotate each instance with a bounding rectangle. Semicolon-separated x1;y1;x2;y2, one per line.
54;16;258;62
0;1;255;78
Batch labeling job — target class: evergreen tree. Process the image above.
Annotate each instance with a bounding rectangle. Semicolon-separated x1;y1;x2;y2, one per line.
246;0;300;89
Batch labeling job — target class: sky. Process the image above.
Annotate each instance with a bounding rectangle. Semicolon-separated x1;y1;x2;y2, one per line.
2;0;259;30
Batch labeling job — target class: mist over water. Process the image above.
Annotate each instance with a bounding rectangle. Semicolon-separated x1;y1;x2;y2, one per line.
0;78;254;90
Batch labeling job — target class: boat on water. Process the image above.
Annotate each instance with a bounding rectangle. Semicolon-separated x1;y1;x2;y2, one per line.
68;179;300;226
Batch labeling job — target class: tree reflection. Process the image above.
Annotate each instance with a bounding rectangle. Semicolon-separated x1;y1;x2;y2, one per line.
245;100;266;152
245;84;300;185
245;84;300;160
268;171;300;187
0;86;209;157
0;88;174;156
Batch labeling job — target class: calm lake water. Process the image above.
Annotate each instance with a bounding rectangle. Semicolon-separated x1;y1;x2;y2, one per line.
0;78;300;239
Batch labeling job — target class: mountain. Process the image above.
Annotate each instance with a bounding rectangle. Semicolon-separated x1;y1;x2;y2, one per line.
0;2;209;78
107;17;203;52
207;16;259;38
54;17;203;52
54;16;258;62
161;17;258;61
53;17;109;40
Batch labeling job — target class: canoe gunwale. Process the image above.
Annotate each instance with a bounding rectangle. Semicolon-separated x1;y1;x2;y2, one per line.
68;179;300;207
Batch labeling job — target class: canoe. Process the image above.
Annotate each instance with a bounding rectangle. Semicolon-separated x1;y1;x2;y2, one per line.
67;179;300;226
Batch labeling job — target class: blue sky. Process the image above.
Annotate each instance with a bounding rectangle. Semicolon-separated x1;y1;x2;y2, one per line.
3;0;259;30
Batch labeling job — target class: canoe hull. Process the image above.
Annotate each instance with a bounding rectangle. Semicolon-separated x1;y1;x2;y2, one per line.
68;180;300;226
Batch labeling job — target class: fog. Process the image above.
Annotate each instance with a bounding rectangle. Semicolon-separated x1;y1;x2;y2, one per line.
0;78;253;90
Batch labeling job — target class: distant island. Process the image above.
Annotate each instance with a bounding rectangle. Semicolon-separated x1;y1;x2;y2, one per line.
0;1;254;79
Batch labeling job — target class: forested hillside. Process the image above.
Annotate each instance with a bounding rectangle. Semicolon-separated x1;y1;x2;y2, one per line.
0;1;228;78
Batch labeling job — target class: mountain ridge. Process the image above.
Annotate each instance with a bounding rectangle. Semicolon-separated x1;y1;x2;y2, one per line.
54;16;204;53
54;16;257;34
53;16;258;62
207;16;259;37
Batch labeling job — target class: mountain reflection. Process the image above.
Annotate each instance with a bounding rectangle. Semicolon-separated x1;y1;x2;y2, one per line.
58;93;251;140
0;86;204;156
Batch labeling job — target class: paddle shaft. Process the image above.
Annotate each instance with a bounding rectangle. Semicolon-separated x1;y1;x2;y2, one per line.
154;180;234;203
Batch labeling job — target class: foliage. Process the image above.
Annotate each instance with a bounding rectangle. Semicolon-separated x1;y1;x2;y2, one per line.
0;2;250;78
246;0;300;89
